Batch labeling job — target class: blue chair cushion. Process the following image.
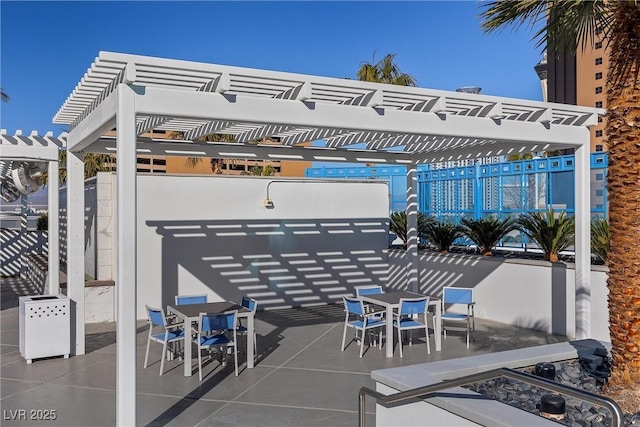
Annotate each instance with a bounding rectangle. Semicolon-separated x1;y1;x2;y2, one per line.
199;334;232;347
152;329;184;342
394;318;423;328
349;318;385;329
442;313;468;320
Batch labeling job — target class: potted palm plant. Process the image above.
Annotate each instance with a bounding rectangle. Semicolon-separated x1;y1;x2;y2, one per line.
389;211;432;249
591;217;610;264
421;220;463;253
517;209;575;262
460;216;518;256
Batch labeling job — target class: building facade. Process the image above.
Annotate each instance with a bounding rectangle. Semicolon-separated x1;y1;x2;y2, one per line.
546;32;610;153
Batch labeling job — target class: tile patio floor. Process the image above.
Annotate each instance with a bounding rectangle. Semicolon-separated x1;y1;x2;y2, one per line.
1;277;568;426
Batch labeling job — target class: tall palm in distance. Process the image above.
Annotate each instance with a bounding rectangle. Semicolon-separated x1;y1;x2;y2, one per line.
480;0;640;395
168;131;236;174
357;52;418;86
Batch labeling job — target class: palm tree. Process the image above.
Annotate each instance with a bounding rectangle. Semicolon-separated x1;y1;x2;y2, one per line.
422;220;463;253
1;88;9;102
389;211;432;249
517;209;575;262
42;149;116;185
460;216;518;256
479;0;640;391
591;217;610;263
357;52;418;86
168;131;236;174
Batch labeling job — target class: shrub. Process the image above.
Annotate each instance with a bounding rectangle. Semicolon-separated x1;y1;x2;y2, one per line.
591;217;609;263
460;216;517;256
422;220;463;253
389;211;432;249
517;209;575;262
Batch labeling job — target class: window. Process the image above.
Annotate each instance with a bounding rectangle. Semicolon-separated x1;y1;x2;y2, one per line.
596;146;604;153
596;172;604;180
595;41;603;49
595;87;603;94
596;189;604;197
595;58;603;65
598;116;603;123
595;72;603;80
595;101;603;108
595;130;603;137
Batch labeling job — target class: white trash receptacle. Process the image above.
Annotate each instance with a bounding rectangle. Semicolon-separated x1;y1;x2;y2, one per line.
19;295;71;363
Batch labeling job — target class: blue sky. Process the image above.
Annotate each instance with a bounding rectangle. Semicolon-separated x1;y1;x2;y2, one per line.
0;1;545;136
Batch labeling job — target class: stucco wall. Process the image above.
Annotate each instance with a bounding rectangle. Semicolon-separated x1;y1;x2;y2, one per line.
388;250;610;342
135;174;390;318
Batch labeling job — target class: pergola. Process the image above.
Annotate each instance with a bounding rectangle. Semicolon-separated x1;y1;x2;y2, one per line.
0;130;65;292
53;51;602;424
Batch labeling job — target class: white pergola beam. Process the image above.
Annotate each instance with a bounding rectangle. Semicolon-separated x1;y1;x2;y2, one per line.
574;142;591;340
47;160;60;294
91;137;414;164
65;148;85;356
0;145;60;161
134;87;592;148
66;91;117;153
115;84;138;426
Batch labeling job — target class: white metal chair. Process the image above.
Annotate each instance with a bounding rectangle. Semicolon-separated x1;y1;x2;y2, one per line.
354;285;385;315
441;287;475;349
235;296;258;361
174;294;208;305
393;296;430;357
194;310;238;380
143;305;185;376
341;296;386;358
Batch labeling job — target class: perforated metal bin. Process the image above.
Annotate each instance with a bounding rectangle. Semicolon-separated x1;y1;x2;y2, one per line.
19;295;70;363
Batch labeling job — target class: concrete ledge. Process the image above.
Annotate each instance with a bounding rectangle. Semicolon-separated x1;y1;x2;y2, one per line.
59;279;115;288
372;340;611;427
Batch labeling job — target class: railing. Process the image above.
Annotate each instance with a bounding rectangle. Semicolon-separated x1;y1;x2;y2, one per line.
359;367;623;427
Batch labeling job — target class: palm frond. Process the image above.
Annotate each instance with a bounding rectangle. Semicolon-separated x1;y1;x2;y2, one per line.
479;0;614;54
591;217;610;262
389;211;433;249
461;216;517;255
357;52;417;86
517;209;575;261
422;220;463;253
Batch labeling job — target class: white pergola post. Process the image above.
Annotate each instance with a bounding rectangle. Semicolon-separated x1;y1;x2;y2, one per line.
406;163;419;293
574;142;591;339
66;148;85;355
47;160;60;294
115;82;138;427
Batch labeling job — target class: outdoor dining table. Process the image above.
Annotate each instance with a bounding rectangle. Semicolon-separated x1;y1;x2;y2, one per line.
359;290;442;357
167;301;255;377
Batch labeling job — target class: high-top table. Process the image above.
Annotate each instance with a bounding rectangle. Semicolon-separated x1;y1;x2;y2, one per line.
359;290;441;357
167;301;255;377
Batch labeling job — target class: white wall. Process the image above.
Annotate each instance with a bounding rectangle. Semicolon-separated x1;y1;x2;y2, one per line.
135;174;390;318
388;251;610;342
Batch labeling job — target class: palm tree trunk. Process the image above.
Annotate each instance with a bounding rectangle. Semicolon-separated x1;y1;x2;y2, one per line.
604;2;640;387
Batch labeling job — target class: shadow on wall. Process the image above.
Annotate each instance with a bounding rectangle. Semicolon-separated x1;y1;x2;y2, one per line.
387;250;571;335
147;217;389;311
0;230;48;276
387;250;505;298
58;178;98;277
